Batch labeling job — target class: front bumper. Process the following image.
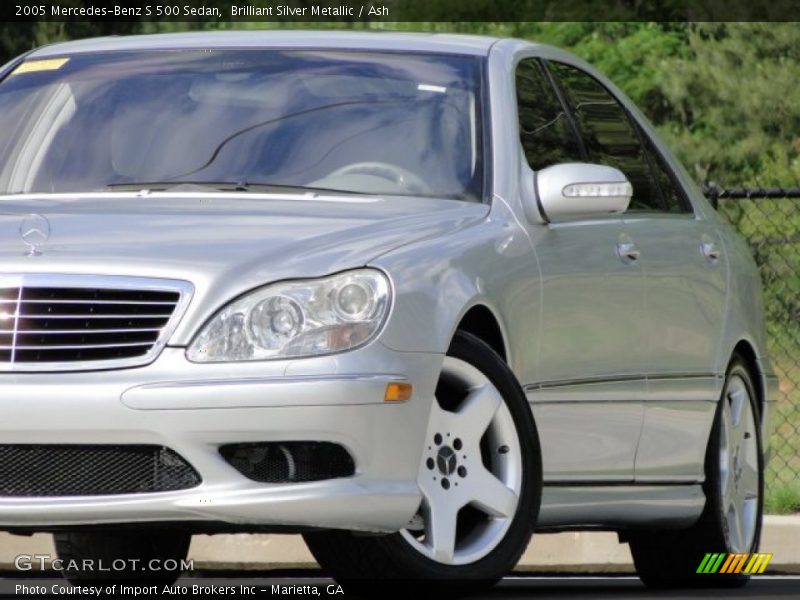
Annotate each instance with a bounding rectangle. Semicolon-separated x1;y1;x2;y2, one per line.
0;344;441;533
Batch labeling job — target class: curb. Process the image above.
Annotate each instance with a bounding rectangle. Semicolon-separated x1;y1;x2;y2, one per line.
0;515;797;574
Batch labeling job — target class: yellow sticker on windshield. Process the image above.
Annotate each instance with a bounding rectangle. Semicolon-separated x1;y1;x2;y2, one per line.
10;58;70;76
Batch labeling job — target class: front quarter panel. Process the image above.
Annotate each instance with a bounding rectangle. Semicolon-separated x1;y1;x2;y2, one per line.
373;198;541;386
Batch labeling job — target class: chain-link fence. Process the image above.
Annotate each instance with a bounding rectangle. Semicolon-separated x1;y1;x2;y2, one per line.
707;185;800;512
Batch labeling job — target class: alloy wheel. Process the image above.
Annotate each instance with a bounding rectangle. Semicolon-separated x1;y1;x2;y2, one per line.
718;374;760;553
400;356;523;565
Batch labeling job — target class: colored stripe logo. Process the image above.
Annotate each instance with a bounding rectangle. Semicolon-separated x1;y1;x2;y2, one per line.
697;552;773;574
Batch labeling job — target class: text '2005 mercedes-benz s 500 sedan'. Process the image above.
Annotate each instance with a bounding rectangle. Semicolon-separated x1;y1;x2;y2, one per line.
0;31;776;590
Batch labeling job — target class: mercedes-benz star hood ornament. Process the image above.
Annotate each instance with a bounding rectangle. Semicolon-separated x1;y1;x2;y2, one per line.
20;213;51;256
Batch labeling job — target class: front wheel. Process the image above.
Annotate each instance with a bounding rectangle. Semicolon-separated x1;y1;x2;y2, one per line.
629;355;764;588
304;331;542;592
53;529;191;585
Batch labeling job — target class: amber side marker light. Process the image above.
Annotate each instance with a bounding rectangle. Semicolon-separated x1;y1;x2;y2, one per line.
385;382;413;402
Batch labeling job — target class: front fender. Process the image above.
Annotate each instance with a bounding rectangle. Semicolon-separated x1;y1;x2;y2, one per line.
372;200;541;384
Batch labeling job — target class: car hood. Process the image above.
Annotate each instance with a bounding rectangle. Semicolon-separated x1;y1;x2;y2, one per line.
0;192;488;344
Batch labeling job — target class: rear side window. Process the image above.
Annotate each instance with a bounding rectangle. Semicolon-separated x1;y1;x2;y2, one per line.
547;62;669;213
515;59;582;170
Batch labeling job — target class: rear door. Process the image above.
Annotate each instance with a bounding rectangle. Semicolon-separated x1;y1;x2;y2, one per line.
620;134;728;482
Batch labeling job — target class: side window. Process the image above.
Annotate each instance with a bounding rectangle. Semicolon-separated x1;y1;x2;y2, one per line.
515;58;582;170
547;62;667;213
640;131;692;213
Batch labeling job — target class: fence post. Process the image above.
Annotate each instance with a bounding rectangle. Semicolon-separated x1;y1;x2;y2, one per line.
703;182;720;209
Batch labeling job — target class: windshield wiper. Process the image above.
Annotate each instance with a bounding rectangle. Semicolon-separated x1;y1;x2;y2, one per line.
105;181;248;192
103;180;372;196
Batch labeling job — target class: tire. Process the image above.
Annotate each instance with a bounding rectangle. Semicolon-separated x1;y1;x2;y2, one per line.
53;529;191;585
304;331;542;595
629;355;764;588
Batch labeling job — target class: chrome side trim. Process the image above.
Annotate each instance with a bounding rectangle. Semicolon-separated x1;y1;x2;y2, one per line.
0;273;193;372
524;372;717;393
537;484;705;529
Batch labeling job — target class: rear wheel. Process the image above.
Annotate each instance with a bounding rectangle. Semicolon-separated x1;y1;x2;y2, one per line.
304;331;542;593
53;529;190;585
629;356;763;588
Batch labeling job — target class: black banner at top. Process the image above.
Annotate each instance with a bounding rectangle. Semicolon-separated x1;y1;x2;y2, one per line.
3;0;800;22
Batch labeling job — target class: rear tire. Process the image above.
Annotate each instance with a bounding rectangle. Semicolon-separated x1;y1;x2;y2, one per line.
53;529;190;585
304;331;542;595
629;355;764;588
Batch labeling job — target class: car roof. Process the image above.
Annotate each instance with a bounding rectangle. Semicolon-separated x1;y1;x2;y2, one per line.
28;30;531;58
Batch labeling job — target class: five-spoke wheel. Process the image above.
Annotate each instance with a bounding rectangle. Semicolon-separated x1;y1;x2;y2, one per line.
304;331;541;592
400;356;522;565
718;372;761;553
629;355;764;588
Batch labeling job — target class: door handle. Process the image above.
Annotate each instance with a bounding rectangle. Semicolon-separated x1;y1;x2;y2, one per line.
616;234;640;264
701;234;721;263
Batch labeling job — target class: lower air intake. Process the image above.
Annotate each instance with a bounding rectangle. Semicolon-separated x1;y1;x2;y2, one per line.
220;442;355;483
0;444;201;496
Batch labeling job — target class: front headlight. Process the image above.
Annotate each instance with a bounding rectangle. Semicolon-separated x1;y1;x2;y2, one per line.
187;269;391;362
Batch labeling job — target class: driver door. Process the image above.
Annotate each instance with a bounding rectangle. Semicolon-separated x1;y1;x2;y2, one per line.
515;58;646;482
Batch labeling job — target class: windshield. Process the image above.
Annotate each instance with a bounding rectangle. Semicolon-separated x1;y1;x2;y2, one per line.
0;50;484;200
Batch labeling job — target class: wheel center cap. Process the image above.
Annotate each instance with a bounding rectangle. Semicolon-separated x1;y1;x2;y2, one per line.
436;446;457;476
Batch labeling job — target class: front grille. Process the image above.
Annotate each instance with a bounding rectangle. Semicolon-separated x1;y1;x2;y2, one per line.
0;444;201;496
220;442;356;483
0;276;190;370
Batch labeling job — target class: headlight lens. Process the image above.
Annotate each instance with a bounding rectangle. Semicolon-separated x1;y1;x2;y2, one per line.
187;269;391;362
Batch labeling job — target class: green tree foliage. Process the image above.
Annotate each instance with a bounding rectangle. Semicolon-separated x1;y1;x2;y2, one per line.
656;23;800;185
499;22;799;186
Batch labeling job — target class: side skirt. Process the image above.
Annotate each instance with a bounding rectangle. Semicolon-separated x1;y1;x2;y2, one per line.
537;484;706;530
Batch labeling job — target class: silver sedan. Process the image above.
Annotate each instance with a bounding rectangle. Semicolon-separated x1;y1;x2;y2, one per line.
0;31;775;590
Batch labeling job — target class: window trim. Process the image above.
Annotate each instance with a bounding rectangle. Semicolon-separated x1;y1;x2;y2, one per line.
538;58;588;161
513;56;585;172
542;59;695;217
479;55;493;205
634;122;695;215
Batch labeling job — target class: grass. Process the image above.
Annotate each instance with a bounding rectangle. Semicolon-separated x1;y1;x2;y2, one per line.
764;481;800;514
763;353;800;514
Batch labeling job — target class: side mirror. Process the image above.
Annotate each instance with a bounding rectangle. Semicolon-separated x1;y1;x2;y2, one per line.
535;163;633;223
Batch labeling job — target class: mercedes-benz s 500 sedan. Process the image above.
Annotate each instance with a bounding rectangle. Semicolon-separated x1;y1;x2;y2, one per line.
0;31;776;590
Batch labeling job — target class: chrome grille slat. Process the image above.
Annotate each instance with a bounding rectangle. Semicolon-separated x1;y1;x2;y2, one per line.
1;316;172;332
3;313;175;319
0;342;154;350
5;328;163;334
0;299;177;305
0;275;192;371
